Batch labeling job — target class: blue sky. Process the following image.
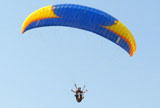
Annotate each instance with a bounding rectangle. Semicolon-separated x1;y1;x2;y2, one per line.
0;0;160;108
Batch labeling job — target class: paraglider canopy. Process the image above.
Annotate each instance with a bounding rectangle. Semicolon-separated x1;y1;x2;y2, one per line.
21;4;136;56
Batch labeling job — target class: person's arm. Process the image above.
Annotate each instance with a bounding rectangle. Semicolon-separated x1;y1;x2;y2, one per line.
71;89;76;93
82;89;88;93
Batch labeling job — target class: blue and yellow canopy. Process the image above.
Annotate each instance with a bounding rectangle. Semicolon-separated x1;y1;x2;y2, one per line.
21;4;136;56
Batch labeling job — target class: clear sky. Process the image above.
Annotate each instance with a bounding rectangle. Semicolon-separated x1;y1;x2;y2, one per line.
0;0;160;108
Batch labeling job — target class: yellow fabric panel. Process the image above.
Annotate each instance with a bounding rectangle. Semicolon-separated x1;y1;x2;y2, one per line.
21;5;59;33
103;21;136;56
